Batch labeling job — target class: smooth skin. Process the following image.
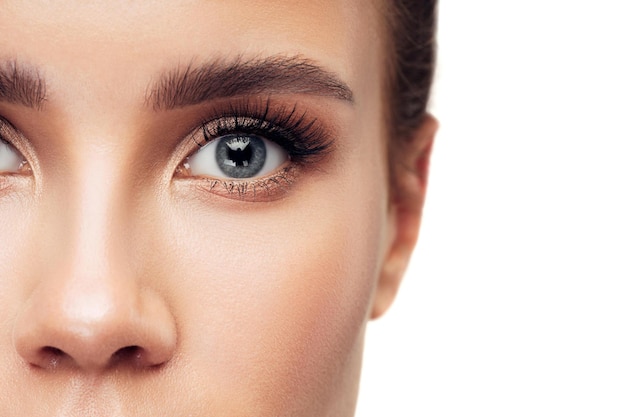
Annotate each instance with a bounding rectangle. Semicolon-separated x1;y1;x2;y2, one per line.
0;1;436;416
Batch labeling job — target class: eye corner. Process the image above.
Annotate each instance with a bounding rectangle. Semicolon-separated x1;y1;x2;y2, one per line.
0;115;35;174
0;140;32;177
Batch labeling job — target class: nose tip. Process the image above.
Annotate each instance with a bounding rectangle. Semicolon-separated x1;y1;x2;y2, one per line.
13;287;177;372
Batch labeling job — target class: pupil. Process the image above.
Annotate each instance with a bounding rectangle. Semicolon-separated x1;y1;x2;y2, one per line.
228;144;252;167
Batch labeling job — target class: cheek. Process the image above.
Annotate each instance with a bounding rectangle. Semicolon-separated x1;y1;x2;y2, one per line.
151;155;388;413
0;195;32;344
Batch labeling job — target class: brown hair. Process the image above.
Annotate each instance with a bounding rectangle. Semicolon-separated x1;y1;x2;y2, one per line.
386;0;438;140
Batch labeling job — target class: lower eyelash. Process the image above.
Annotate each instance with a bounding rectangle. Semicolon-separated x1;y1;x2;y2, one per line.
192;165;298;202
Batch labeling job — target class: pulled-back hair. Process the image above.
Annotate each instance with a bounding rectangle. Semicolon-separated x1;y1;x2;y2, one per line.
386;0;437;139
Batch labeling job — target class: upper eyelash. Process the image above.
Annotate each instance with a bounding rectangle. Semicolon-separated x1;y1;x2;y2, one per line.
196;99;334;164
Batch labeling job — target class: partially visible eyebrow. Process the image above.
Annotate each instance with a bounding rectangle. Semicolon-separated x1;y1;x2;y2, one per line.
146;55;354;111
0;60;47;109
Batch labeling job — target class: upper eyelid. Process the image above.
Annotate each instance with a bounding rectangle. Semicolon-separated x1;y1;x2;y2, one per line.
0;116;14;136
0;116;24;147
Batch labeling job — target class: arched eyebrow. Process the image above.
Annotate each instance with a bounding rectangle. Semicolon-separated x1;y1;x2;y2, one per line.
0;60;47;110
146;55;354;111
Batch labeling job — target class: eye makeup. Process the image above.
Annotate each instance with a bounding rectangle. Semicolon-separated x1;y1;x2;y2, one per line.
175;98;336;202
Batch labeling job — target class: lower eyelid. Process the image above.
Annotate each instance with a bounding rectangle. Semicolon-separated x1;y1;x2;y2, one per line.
177;165;299;203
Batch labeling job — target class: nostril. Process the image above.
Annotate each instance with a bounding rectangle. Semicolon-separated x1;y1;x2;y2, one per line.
32;345;162;370
113;345;140;359
13;288;177;372
111;345;144;367
39;346;68;369
42;346;64;356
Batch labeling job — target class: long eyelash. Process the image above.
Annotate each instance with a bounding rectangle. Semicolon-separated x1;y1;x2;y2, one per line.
198;98;333;163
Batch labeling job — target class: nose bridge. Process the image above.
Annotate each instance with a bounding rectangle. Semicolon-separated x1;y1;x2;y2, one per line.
69;147;127;277
52;143;132;295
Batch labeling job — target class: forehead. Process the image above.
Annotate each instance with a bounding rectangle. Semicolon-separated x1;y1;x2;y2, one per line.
0;0;384;101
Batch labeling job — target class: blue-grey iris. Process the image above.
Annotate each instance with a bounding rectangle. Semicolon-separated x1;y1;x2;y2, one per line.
215;134;267;178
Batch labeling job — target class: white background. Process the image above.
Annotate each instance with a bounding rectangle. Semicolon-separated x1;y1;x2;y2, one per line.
357;1;626;416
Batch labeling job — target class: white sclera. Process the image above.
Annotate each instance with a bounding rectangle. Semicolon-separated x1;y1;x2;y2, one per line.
0;141;23;172
187;136;288;179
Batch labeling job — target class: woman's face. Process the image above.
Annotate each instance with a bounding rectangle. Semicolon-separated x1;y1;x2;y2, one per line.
0;1;424;415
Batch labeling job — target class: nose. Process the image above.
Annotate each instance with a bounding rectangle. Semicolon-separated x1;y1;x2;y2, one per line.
13;278;177;371
13;254;177;372
12;161;177;373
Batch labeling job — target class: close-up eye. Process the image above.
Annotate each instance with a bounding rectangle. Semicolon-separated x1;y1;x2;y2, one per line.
0;139;27;174
173;102;334;200
185;133;289;179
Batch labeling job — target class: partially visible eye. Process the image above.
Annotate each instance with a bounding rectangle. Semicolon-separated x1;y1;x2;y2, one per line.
0;139;28;173
185;133;289;180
